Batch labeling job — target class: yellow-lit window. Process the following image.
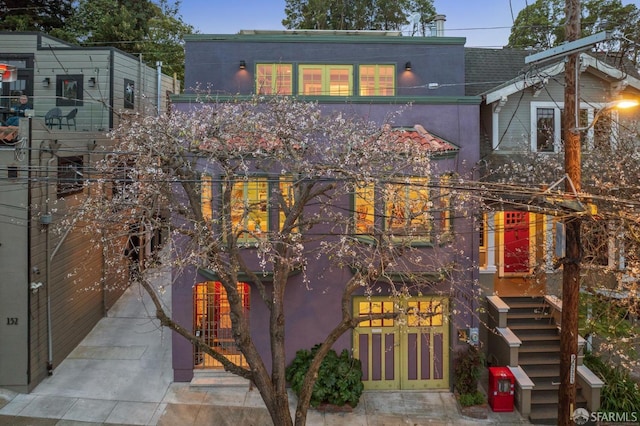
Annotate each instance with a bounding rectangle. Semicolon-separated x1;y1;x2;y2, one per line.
355;182;375;234
201;174;213;221
299;65;353;96
256;64;293;95
359;65;395;96
230;178;269;243
385;177;431;240
479;213;487;268
438;175;452;233
278;178;298;232
407;300;443;327
358;301;395;327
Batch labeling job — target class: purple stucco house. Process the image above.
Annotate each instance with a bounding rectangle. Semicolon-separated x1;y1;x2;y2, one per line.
170;29;481;391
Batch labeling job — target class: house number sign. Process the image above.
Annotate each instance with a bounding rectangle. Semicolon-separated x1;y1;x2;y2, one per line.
6;317;18;325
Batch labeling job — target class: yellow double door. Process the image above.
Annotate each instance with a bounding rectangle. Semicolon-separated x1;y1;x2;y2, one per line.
353;296;449;390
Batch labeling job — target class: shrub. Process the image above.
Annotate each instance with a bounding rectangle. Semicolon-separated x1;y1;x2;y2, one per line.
458;390;485;407
584;352;640;413
454;344;484;395
286;344;364;408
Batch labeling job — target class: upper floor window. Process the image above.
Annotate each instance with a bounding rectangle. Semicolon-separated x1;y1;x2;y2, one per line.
531;102;618;153
202;176;297;244
56;75;84;106
201;174;213;221
354;176;452;244
256;64;293;95
299;65;353;96
359;65;394;96
535;107;557;152
230;177;269;243
385;177;431;239
58;155;84;197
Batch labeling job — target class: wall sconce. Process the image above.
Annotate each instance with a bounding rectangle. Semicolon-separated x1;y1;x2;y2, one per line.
42;77;50;87
88;77;96;87
239;60;246;70
405;61;412;71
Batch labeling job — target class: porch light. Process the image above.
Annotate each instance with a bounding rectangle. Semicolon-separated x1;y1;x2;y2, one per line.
405;61;412;71
88;77;96;87
239;60;246;70
42;77;50;87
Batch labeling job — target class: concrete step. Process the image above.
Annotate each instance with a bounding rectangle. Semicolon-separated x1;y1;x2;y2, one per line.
529;404;558;425
518;344;560;354
518;353;560;365
518;333;560;342
191;369;252;387
501;297;546;306
521;364;560;378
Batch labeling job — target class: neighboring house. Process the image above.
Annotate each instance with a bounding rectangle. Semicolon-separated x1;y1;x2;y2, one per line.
0;32;178;392
170;29;482;391
0;32;178;131
466;48;640;297
466;47;640;422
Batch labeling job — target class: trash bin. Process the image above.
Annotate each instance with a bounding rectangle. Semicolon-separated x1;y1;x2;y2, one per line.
488;366;514;412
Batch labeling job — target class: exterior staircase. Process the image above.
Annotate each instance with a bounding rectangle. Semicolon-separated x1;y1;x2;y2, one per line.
491;296;592;424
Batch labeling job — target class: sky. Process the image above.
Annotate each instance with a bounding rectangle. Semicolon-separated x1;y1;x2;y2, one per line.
179;0;640;48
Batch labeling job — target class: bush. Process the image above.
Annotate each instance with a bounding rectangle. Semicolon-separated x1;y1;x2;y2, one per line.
458;390;485;407
454;344;484;395
584;352;640;413
286;344;364;408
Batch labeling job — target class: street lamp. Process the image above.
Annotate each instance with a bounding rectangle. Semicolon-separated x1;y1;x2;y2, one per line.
572;98;640;132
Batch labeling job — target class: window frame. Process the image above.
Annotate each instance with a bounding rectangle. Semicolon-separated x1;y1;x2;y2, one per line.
214;175;297;244
384;177;432;242
256;63;293;95
56;74;84;106
530;101;617;153
298;64;353;96
354;176;451;245
358;64;395;96
57;155;85;197
229;177;269;244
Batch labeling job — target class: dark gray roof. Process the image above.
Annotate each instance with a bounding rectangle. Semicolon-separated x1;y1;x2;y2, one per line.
464;48;532;96
465;47;640;97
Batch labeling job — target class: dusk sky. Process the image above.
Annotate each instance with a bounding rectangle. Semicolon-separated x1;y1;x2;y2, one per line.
179;0;640;48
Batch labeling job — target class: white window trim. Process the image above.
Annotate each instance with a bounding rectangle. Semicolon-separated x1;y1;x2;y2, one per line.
530;101;563;153
530;101;619;153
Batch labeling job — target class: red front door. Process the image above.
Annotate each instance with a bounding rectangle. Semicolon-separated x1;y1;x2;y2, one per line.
504;211;529;273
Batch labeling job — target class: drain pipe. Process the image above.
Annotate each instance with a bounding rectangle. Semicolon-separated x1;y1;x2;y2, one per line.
156;61;162;116
44;145;57;375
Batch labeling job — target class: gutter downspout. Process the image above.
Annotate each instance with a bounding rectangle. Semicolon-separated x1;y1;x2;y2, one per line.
27;117;33;383
45;149;56;375
156;61;162;116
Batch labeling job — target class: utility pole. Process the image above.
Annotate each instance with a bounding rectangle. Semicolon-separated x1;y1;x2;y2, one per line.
559;0;580;424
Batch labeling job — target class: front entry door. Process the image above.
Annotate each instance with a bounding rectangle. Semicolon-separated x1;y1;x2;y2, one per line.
193;281;250;369
504;211;530;273
353;297;449;390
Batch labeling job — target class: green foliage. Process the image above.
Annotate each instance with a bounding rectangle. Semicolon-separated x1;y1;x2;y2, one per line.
286;344;364;408
507;0;640;52
584;352;640;413
453;344;485;396
282;0;435;34
0;0;75;32
47;0;192;86
579;293;639;360
458;390;485;407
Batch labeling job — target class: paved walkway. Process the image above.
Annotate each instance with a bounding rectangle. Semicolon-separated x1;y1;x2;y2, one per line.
0;261;531;425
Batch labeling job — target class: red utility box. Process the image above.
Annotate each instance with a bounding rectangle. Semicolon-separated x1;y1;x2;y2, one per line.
488;367;515;412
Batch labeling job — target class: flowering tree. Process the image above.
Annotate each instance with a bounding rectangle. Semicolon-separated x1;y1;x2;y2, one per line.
70;96;475;425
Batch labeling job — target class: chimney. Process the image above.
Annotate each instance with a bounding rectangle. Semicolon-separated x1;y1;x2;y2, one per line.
434;14;446;37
